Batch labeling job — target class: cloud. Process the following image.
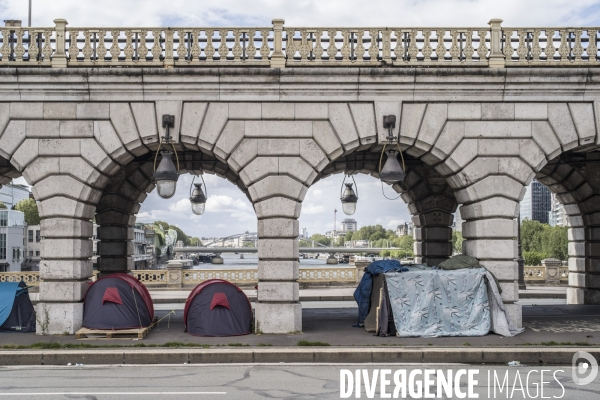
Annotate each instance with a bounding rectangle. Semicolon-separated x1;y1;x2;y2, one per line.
4;0;599;28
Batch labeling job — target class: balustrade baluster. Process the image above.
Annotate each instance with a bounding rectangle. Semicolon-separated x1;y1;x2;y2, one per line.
435;29;446;61
97;31;107;62
574;29;584;62
218;29;228;60
588;29;598;62
151;29;162;61
205;30;216;61
422;29;433;61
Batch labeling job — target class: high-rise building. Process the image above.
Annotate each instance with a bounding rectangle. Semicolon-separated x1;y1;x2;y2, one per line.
548;193;567;227
341;218;357;232
0;210;25;272
0;184;31;209
520;179;552;223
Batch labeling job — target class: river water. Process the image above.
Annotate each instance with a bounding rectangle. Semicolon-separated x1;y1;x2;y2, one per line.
190;253;333;269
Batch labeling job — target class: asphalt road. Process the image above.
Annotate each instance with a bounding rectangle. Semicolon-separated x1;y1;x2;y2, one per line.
0;364;598;399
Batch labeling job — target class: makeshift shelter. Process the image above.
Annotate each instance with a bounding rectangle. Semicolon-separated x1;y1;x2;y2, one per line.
83;273;154;330
184;279;252;337
0;281;36;332
355;257;524;338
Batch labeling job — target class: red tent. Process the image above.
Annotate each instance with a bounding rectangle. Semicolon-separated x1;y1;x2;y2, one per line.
184;279;252;337
83;273;154;330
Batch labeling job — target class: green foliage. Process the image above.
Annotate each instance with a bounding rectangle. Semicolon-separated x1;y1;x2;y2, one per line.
14;198;40;225
153;220;170;231
452;230;464;254
168;225;190;246
243;241;255;248
309;233;331;246
520;219;568;261
189;237;202;246
523;251;547;266
380;249;391;257
0;201;6;209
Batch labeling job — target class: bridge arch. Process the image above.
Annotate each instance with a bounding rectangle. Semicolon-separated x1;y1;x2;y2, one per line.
0;97;598;334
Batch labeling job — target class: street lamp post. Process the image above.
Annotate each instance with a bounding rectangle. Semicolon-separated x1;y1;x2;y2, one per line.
517;212;526;290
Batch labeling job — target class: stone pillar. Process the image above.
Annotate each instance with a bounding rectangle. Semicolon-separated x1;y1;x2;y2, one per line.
542;258;561;285
94;164;149;277
36;198;94;335
52;19;68;68
166;260;183;289
487;18;505;68
270;19;286;68
461;198;521;328
412;211;453;266
255;197;301;334
96;212;135;277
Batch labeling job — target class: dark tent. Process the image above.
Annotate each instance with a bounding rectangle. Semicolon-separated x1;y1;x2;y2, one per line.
184;279;252;337
0;281;36;333
83;273;154;330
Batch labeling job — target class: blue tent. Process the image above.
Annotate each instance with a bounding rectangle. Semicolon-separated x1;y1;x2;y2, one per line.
0;281;36;332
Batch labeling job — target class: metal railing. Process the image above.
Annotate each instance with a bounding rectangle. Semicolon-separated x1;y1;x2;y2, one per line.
1;18;598;68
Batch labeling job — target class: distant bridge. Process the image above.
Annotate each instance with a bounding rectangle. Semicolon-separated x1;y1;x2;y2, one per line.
174;247;393;254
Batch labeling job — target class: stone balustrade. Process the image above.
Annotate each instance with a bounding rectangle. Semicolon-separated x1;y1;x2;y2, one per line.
524;265;569;285
0;266;358;288
1;18;598;68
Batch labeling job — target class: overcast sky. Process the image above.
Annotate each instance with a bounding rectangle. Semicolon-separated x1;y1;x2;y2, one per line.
4;0;599;238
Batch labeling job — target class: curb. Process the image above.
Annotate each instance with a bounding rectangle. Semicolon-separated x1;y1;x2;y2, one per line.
0;347;596;366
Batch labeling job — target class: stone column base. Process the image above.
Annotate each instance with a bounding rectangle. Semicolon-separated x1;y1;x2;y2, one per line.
503;303;522;329
36;302;83;335
568;287;600;304
254;302;301;334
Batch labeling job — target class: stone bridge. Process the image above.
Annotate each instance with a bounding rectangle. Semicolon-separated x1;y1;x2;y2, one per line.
1;18;600;334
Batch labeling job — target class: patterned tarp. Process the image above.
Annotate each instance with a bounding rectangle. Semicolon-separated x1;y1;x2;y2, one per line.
385;267;523;337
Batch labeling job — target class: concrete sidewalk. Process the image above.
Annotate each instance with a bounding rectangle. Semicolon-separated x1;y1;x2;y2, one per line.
0;304;598;365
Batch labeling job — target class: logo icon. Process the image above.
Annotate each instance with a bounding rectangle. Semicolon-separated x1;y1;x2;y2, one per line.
572;351;598;386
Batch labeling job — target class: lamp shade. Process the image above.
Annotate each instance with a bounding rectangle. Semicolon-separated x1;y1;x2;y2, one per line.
190;183;207;215
153;151;179;199
379;150;405;184
340;183;358;215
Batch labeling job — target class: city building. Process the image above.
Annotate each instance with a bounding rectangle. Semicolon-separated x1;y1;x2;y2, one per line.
0;210;25;272
341;218;357;232
23;224;41;271
520;179;552;223
548;193;567;227
395;222;414;237
300;228;308;239
0;184;31;209
453;210;464;232
133;223;152;269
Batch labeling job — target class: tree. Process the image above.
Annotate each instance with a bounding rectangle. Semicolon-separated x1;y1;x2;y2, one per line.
523;251;545;266
153;220;170;231
14;198;40;225
520;219;568;261
168;225;190;246
309;233;330;246
189;237;202;247
0;201;6;209
452;230;464;254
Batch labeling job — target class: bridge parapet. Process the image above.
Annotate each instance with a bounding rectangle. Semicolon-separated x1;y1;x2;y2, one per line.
2;18;599;68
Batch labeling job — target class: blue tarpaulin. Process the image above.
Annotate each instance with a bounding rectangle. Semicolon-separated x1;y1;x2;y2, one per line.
0;282;25;326
353;260;408;324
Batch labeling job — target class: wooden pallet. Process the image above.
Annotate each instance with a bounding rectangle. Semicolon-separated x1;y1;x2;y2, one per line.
75;326;151;340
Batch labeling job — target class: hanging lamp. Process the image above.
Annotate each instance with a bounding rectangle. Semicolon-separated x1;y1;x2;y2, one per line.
153;115;180;199
340;175;358;215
